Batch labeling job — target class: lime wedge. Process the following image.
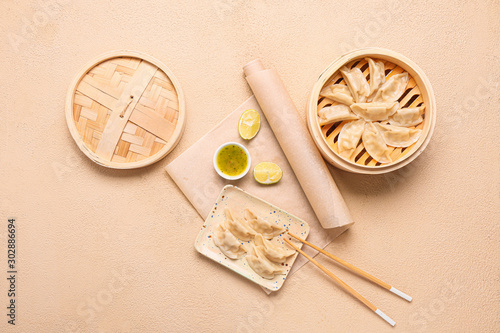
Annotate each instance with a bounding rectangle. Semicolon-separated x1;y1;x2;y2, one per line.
239;109;261;140
253;162;282;185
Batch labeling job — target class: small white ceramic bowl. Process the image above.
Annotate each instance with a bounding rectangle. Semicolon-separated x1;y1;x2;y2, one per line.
213;142;251;180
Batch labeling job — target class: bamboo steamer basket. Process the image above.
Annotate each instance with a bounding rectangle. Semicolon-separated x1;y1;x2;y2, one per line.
307;48;436;174
65;50;185;169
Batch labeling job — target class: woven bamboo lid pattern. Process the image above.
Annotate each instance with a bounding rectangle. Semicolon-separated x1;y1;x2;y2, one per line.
65;50;185;169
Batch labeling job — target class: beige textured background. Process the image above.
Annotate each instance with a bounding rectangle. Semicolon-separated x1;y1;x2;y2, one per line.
1;1;499;332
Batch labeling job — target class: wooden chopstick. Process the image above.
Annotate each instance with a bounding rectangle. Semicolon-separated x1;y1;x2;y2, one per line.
283;237;396;326
287;232;412;302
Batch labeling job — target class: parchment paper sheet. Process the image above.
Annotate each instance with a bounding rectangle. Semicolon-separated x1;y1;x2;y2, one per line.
165;96;350;291
244;59;353;229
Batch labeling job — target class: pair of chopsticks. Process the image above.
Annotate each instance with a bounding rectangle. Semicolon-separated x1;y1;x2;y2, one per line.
284;232;412;327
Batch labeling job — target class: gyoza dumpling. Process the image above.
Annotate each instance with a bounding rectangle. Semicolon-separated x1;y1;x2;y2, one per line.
320;84;354;105
246;244;286;279
254;234;295;264
374;123;422;147
338;119;365;161
362;122;392;163
372;72;409;103
350;102;399;122
213;223;247;259
366;58;386;100
243;209;285;239
318;104;359;126
340;66;370;103
389;105;425;127
224;208;256;241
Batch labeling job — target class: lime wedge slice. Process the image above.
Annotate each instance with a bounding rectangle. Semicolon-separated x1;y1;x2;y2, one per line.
239;109;261;140
253;162;282;185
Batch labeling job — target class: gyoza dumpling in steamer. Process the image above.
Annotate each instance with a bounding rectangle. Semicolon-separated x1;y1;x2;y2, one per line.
254;234;295;264
365;58;386;101
362;122;392;164
212;223;247;259
374;123;422;148
243;209;285;239
246;244;286;279
320;84;354;106
372;72;409;103
224;208;256;241
350;102;399;122
318;104;359;126
338;119;365;161
389;105;425;127
340;66;370;103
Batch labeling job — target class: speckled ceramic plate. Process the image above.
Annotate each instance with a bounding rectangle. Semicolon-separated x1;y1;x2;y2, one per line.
194;185;310;291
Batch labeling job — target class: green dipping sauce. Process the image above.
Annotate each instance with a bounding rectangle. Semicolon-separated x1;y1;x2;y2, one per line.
216;144;248;176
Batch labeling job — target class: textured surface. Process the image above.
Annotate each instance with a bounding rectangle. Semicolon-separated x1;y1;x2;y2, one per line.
0;1;499;332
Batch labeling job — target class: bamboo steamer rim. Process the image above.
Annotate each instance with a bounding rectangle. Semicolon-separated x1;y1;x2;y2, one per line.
307;47;436;175
65;50;186;169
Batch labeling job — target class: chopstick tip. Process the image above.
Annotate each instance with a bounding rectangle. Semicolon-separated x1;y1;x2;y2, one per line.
389;287;412;302
375;309;395;326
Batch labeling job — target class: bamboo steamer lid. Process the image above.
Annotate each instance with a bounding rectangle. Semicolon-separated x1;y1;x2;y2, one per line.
65;50;186;169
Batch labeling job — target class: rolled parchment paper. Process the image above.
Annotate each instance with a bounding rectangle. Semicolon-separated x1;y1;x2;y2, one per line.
244;59;353;229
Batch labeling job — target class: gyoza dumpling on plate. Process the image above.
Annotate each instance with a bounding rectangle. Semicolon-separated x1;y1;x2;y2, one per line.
374;123;422;148
350;102;399;122
340;66;370;103
246;244;286;279
362;122;392;163
372;72;409;103
243;209;285;239
318;104;359;126
212;223;247;259
366;58;386;100
338;119;365;161
320;84;354;105
389;105;425;127
254;233;295;264
224;208;256;241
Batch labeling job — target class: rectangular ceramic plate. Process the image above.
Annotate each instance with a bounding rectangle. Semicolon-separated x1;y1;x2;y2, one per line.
194;185;310;291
